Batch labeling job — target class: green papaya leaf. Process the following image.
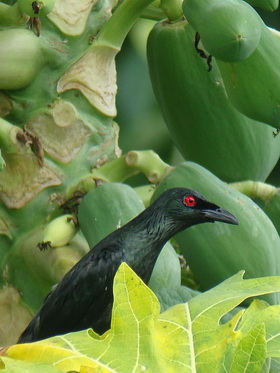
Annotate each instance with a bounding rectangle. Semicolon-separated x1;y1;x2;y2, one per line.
0;358;60;372
237;300;280;359
0;358;5;369
3;264;280;373
270;357;280;372
228;323;266;373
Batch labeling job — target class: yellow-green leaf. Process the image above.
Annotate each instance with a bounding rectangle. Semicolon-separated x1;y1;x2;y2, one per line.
3;265;280;373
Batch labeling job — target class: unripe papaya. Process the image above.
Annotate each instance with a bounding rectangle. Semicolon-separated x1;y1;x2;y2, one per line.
78;183;145;248
216;24;280;128
245;0;279;11
152;162;280;305
147;20;280;182
183;0;261;62
0;29;45;90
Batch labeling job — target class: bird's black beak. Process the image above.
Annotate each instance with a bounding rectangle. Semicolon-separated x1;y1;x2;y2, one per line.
202;207;239;225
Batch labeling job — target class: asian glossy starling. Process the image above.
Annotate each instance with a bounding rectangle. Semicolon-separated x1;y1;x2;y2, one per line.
18;187;238;343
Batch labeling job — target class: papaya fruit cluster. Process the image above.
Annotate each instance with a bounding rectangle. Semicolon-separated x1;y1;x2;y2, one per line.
183;0;280;128
147;17;280;183
142;1;280;305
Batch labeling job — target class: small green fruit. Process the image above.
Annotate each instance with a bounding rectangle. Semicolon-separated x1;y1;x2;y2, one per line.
0;29;45;90
40;214;78;249
183;0;262;62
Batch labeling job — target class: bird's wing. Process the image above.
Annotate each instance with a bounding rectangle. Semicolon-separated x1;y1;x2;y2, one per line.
18;241;125;343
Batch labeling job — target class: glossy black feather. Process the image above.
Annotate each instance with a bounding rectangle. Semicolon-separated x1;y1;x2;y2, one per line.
18;187;238;343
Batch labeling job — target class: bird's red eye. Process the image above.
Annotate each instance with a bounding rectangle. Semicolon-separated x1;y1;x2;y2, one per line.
184;195;196;207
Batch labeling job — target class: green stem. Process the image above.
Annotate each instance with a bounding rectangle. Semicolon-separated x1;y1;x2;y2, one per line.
91;155;140;183
160;0;183;21
125;150;170;182
90;150;170;184
230;181;278;203
0;3;28;27
0;118;24;153
66;155;142;200
65;175;97;200
96;0;156;48
141;4;167;20
66;152;169;203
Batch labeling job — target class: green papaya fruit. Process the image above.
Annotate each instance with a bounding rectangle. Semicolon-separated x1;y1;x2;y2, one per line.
152;162;280;305
78;182;180;293
148;241;181;291
78;183;145;248
40;214;78;249
245;0;279;11
183;0;261;62
216;24;280;128
0;29;46;90
147;20;280;182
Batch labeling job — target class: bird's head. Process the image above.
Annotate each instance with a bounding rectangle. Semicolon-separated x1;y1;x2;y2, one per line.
155;187;239;227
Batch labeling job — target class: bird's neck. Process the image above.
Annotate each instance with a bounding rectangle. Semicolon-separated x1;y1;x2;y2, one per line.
139;209;185;245
121;205;187;282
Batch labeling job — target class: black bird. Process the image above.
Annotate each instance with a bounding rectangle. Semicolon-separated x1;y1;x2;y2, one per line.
18;187;238;343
